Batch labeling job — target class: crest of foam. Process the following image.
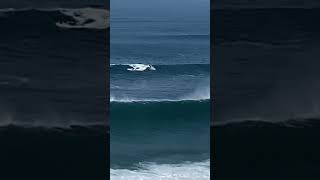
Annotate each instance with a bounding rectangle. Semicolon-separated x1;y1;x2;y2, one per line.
127;64;156;72
56;8;109;29
111;160;210;180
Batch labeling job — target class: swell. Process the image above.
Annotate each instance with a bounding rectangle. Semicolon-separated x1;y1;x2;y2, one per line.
0;121;108;130
0;124;108;135
142;33;210;41
213;8;320;46
110;63;209;102
213;117;320;128
111;100;210;167
111;63;209;73
111;100;210;123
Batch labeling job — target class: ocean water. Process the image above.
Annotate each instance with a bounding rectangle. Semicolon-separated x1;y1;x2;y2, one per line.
110;2;210;179
212;8;320;179
0;5;109;179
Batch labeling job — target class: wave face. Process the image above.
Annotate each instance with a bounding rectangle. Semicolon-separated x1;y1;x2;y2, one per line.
111;100;210;167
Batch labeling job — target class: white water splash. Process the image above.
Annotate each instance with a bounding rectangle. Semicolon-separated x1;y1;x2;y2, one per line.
127;64;156;72
111;160;210;180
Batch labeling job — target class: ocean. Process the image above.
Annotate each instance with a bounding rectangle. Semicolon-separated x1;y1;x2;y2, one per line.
0;4;109;179
110;2;210;179
212;7;320;179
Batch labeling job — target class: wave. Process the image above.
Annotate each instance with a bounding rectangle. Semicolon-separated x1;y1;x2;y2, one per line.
0;111;108;129
110;86;209;102
56;8;109;29
110;160;210;180
110;97;209;103
111;100;210;124
216;39;305;48
213;117;320;128
0;7;109;30
143;33;209;40
0;124;108;136
111;99;210;167
0;120;107;130
111;63;209;73
125;64;156;72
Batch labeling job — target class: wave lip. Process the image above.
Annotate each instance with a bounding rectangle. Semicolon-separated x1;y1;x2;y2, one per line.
110;97;209;103
56;8;109;29
111;160;210;180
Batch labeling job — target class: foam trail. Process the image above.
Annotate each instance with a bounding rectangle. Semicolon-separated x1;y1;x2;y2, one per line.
111;160;210;180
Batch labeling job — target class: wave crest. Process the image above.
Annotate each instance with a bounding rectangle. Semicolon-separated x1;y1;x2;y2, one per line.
126;64;156;72
56;8;109;29
0;7;109;30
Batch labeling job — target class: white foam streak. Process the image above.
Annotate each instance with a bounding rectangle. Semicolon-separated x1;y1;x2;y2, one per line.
110;85;210;102
111;160;210;180
110;96;209;103
127;64;156;72
0;8;109;30
56;8;109;29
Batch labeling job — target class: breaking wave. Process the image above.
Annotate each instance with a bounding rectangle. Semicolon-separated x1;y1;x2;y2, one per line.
111;160;210;180
56;8;109;29
0;7;109;30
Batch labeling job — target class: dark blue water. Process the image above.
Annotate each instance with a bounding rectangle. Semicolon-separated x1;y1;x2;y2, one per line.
110;1;210;179
0;4;109;179
212;7;320;179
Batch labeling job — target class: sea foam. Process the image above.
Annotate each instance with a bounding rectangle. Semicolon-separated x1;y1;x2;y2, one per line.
111;160;210;180
56;8;109;29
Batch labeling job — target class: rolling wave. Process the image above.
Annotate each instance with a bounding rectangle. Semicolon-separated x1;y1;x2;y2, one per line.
0;118;107;129
213;117;320;128
110;84;209;102
110;97;209;103
0;124;108;135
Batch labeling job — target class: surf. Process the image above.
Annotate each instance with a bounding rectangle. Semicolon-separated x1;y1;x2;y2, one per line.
110;160;210;180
